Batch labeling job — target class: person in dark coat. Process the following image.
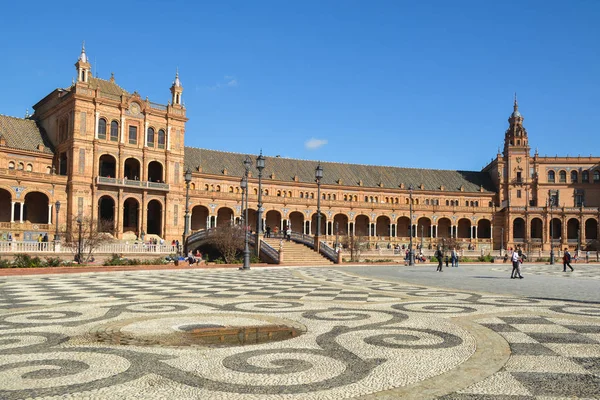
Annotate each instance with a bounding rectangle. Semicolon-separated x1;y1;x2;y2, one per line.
563;248;574;272
435;247;443;272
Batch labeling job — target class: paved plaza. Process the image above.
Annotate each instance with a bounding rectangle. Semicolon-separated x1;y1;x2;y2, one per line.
0;263;599;399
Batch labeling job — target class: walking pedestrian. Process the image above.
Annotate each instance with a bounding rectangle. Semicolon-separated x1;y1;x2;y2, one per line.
563;248;574;272
435;246;443;272
286;226;291;241
451;248;458;267
265;225;271;238
511;250;523;279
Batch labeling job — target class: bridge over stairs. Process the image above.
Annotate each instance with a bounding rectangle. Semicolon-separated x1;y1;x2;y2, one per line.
261;238;334;265
185;229;338;265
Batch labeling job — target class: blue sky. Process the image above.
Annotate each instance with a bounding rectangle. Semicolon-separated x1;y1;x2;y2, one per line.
1;1;598;171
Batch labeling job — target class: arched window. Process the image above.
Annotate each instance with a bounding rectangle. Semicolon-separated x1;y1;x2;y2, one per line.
548;170;555;183
158;129;166;149
46;166;52;174
332;194;336;200
559;170;566;183
300;192;304;198
229;187;234;193
594;170;600;183
8;161;15;170
17;162;24;170
288;191;292;197
216;185;221;192
465;201;468;207
26;164;33;172
365;196;369;202
582;170;589;182
354;195;358;201
190;183;195;190
425;199;430;205
446;200;449;206
322;193;326;200
147;127;155;147
571;170;578;183
265;189;270;196
475;201;479;207
98;118;107;139
204;184;209;191
276;190;281;197
343;194;347;201
110;121;119;141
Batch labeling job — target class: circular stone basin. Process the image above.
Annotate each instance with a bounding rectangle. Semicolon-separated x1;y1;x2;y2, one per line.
90;315;305;348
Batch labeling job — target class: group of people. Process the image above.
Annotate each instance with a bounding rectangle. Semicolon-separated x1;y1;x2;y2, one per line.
433;247;460;271
264;226;292;241
509;246;575;279
186;249;203;266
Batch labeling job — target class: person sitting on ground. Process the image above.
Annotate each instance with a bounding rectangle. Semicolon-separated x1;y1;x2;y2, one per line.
195;250;203;265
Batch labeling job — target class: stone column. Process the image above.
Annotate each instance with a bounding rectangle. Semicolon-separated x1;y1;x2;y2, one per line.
167;126;171;151
48;204;52;224
10;201;15;223
144;121;149;147
308;220;312;235
347;221;351;236
19;203;24;223
94;111;99;139
214;215;218;228
474;226;478;239
120;117;125;143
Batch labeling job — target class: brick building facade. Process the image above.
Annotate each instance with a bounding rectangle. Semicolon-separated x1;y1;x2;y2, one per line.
0;46;598;253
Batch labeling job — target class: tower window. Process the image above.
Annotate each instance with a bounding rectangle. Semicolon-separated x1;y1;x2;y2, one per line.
158;129;165;149
594;170;600;183
571;170;578;183
516;171;522;183
110;121;119;141
147;127;155;147
516;190;522;198
128;126;137;145
8;161;14;170
548;170;555;183
559;170;566;183
582;170;589;182
575;190;584;207
98;118;107;139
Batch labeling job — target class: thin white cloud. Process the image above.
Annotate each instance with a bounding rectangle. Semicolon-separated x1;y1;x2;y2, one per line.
305;138;328;150
208;76;238;90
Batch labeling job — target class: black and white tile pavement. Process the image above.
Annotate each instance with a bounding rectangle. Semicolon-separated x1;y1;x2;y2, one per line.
0;267;598;399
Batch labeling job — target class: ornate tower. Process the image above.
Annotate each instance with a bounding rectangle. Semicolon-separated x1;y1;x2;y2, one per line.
170;69;183;106
74;42;91;84
501;95;532;208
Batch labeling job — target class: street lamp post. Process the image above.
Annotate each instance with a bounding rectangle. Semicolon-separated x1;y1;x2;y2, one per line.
335;221;340;250
256;152;265;250
241;156;252;270
501;227;504;257
549;192;555;264
182;168;192;255
408;184;414;266
76;216;83;264
54;201;61;242
315;164;323;251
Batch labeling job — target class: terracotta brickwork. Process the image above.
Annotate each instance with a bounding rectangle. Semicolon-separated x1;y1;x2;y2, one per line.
0;49;598;252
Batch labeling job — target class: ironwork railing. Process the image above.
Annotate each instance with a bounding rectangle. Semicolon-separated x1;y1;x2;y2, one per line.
259;240;279;263
319;241;338;262
289;231;315;249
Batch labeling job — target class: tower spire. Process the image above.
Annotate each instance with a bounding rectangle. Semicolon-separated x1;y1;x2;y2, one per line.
514;92;518;111
170;68;183;106
75;41;91;84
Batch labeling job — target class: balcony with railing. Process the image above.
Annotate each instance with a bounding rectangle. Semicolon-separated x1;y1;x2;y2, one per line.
96;176;169;191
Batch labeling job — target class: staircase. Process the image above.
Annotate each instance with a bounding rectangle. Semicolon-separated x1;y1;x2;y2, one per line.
262;238;334;265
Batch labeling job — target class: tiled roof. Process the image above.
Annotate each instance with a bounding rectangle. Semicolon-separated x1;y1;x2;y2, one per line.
0;115;54;154
89;77;129;97
184;147;496;193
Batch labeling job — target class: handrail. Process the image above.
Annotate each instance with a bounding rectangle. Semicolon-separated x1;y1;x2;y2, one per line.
96;176;170;190
319;241;338;262
289;231;315;249
259;240;279;263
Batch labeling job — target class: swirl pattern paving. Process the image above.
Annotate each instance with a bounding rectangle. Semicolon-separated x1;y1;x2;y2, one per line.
0;267;598;399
